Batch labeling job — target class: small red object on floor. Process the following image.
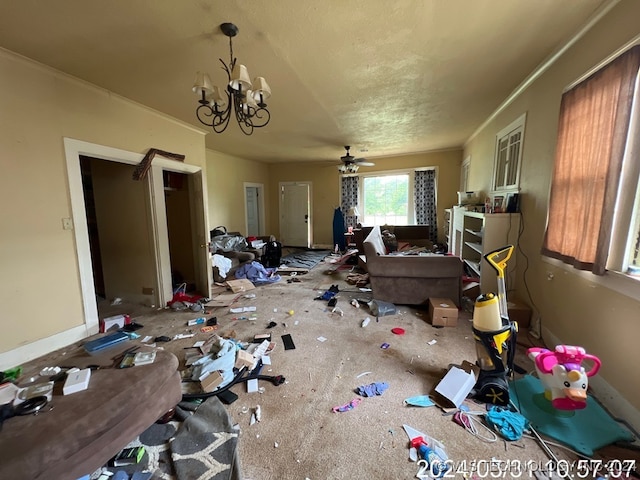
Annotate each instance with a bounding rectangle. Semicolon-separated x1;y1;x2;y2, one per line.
391;327;405;335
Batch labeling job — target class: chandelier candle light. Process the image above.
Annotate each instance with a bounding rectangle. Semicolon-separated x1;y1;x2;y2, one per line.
193;23;271;135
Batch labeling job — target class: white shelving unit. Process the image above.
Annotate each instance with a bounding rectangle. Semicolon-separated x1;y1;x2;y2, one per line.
450;205;467;256
461;211;520;294
444;208;452;251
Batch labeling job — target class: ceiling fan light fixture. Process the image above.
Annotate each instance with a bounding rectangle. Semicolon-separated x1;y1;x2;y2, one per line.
193;22;271;135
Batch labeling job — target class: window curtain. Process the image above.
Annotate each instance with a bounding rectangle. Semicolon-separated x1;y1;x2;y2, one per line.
341;175;359;229
414;169;438;244
541;45;640;275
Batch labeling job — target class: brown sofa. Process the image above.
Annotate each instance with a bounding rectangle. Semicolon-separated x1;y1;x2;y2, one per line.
0;344;182;480
363;225;463;306
354;225;432;251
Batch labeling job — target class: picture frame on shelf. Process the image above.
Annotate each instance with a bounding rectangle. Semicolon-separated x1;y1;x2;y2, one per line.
492;195;505;213
505;192;521;213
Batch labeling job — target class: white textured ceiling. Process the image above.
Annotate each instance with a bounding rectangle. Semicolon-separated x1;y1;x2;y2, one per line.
0;0;609;164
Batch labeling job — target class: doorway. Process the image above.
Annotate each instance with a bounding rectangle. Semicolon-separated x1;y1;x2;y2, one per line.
65;139;210;333
244;182;265;237
279;182;311;247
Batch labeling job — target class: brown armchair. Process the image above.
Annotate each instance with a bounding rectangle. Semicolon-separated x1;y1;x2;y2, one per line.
363;226;463;306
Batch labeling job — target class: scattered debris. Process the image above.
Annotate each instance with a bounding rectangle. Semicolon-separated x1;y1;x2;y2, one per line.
427;339;437;346
380;343;390;349
356;382;389;397
356;371;372;379
404;395;435;407
332;398;362;413
361;317;371;327
317;336;327;342
391;327;405;335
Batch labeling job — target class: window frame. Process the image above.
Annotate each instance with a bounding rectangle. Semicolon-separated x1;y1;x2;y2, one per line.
491;113;526;193
342;167;436;227
541;42;640;298
361;169;414;226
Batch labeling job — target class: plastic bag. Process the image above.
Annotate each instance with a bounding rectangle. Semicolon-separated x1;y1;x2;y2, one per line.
210;233;248;252
369;299;397;317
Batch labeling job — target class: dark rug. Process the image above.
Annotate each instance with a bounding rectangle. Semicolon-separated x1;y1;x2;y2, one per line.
280;249;331;269
93;397;240;480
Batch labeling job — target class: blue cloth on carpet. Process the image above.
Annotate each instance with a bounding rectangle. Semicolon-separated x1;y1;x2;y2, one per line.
485;406;529;441
356;382;389;397
235;261;281;284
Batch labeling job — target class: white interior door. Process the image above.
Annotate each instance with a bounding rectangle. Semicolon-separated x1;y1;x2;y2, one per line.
244;183;264;237
280;182;311;247
188;171;211;297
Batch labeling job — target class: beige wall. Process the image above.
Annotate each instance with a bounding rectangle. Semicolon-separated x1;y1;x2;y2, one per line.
464;0;640;411
205;149;271;236
0;49;206;363
268;149;462;246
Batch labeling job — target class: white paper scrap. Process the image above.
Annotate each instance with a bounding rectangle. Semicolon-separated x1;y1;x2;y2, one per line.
261;355;272;365
142;335;153;343
247;378;259;393
428;339;437;345
230;306;257;313
317;336;327;342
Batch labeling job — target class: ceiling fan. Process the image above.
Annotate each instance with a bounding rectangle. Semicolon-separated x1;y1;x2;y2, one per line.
338;146;374;173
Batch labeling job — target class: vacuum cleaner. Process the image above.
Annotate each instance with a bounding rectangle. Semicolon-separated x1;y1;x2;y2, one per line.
471;245;518;406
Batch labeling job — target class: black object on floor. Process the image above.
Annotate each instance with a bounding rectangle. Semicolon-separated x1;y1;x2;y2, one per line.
182;360;285;401
281;334;296;350
218;389;238;404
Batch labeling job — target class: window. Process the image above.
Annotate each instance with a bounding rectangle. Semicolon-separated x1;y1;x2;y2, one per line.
492;113;526;192
460;156;470;192
362;173;410;225
542;44;640;279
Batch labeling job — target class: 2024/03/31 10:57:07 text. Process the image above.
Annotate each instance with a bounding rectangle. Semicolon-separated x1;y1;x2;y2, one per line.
416;458;637;478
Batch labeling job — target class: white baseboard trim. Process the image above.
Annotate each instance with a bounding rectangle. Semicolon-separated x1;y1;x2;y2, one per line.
0;323;97;371
542;326;640;436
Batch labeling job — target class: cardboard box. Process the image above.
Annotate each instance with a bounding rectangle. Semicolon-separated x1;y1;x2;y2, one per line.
99;314;131;333
235;349;256;370
432;361;479;408
226;279;255;293
200;370;224;393
428;298;458;327
63;368;91;395
507;298;531;328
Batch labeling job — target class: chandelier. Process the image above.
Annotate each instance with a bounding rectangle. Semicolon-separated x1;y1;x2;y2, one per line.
192;23;271;135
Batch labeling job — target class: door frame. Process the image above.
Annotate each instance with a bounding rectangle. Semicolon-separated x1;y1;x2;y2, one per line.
243;182;265;236
279;181;312;247
64;138;206;334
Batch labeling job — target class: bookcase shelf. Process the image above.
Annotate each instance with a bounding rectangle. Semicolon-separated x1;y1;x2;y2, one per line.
461;212;520;294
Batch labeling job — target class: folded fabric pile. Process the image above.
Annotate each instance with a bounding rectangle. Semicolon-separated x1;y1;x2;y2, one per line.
356;382;389;397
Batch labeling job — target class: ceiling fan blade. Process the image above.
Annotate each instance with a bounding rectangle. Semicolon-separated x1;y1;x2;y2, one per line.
357;161;375;166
